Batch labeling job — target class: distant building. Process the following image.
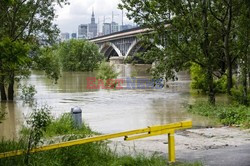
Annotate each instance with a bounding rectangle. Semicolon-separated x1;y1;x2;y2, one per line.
103;23;111;35
111;22;119;33
61;32;70;41
71;33;77;39
78;24;88;39
88;10;97;38
120;24;133;31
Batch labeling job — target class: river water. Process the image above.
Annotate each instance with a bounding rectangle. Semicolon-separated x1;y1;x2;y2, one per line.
0;64;217;140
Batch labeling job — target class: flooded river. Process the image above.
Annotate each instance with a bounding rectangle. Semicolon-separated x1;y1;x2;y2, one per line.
0;64;217;140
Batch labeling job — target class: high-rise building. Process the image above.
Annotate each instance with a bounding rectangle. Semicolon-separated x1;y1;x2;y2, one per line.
78;24;88;39
88;9;97;38
111;22;119;33
103;23;111;35
71;33;77;39
61;32;70;41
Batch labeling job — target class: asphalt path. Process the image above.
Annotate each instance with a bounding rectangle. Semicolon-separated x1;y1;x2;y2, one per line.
177;144;250;166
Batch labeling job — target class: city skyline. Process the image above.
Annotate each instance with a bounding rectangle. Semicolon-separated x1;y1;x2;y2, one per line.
55;0;134;34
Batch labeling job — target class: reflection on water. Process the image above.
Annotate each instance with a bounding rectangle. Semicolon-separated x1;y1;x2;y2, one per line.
0;64;218;140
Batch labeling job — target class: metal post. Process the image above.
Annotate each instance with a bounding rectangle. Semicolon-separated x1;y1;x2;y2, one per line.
71;107;82;128
168;130;175;163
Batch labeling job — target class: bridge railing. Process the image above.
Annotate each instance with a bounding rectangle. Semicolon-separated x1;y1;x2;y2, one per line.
0;120;192;163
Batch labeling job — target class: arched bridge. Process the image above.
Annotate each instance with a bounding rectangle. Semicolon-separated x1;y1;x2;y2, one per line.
89;27;152;60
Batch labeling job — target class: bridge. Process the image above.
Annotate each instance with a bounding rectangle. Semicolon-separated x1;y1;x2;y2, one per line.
89;27;152;62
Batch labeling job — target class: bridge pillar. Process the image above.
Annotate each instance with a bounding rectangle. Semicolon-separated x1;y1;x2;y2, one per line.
109;57;124;65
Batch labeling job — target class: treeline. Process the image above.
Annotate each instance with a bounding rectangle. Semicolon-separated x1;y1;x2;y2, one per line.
33;39;103;82
119;0;250;105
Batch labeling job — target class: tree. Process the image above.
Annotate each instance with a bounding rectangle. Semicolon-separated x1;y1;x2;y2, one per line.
33;46;61;83
0;37;31;100
0;0;68;101
119;0;223;104
119;0;249;104
58;39;103;72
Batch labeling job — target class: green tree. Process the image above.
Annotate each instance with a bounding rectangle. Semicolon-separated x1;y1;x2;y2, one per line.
0;38;31;100
233;0;250;105
119;0;249;104
58;39;103;72
33;46;61;83
0;0;68;101
120;0;223;104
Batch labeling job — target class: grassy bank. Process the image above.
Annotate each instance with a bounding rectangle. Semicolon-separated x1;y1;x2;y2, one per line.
0;113;201;166
188;102;250;128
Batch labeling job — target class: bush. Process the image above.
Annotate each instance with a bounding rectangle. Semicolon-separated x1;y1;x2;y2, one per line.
96;62;119;88
45;113;92;137
190;63;230;93
231;86;250;105
188;101;250;128
20;84;37;101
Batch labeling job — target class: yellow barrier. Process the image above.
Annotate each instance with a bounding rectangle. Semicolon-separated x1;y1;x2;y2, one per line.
0;120;192;163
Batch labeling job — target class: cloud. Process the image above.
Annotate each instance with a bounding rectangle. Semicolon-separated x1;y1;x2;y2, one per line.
54;0;134;33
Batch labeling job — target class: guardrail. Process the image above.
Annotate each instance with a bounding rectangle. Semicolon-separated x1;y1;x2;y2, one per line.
0;120;192;163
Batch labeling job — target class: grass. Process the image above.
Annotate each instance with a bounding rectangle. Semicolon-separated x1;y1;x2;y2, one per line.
0;113;202;166
188;101;250;128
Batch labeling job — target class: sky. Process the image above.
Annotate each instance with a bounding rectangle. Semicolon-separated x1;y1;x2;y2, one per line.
54;0;134;34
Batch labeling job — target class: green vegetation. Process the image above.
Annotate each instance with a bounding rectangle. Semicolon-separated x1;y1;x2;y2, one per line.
20;84;37;101
124;53;152;65
58;39;103;72
0;107;200;165
119;0;250;105
188;102;250;128
190;63;230;94
0;0;69;101
0;106;6;123
33;46;61;83
96;62;119;88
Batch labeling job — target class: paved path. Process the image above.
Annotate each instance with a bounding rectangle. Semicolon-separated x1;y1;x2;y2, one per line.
109;127;250;166
177;144;250;166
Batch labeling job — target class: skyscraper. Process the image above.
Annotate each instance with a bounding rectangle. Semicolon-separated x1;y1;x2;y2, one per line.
88;9;97;38
111;22;119;33
78;24;88;39
103;23;111;35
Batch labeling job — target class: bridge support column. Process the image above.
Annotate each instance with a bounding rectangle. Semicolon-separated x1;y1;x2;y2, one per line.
109;57;125;65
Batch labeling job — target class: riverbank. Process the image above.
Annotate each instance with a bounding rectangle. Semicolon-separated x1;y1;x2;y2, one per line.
0;113;200;166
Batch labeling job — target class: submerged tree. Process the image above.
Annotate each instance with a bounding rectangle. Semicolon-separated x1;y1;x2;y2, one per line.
0;0;69;101
58;39;103;72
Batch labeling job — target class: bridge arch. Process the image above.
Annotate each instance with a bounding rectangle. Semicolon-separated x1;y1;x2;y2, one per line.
100;42;123;59
125;40;149;58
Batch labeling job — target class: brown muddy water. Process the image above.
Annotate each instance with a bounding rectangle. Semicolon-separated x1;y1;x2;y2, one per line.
0;64;219;140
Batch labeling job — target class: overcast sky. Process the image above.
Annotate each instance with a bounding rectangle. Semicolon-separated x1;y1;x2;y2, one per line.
54;0;134;33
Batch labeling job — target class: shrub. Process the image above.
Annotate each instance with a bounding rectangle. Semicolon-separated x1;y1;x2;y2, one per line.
231;86;250;105
96;62;119;88
20;84;37;101
190;63;230;93
188;101;250;127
